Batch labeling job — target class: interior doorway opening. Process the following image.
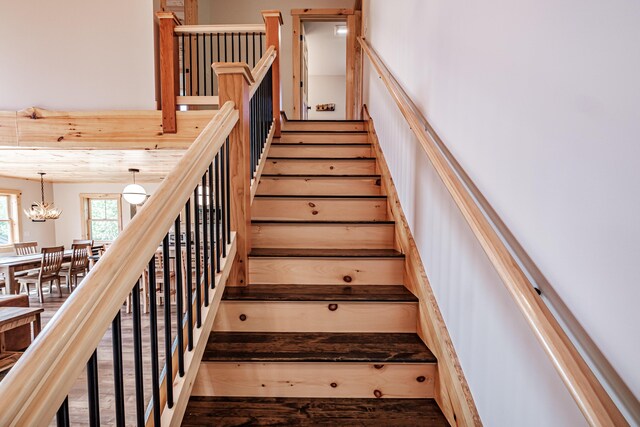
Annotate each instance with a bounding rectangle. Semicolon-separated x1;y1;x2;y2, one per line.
301;21;347;120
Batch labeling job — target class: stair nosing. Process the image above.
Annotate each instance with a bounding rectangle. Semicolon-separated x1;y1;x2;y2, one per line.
251;220;395;225
267;157;376;161
223;284;417;303
253;195;387;199
260;174;381;178
249;249;404;258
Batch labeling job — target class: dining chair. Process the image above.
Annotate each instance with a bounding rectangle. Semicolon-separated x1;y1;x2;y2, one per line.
17;246;65;304
60;243;90;291
14;242;38;255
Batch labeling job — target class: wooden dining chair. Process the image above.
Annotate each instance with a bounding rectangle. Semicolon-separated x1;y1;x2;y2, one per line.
14;242;38;256
17;246;65;303
60;243;90;291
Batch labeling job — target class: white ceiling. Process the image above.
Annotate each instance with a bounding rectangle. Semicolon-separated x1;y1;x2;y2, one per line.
304;21;347;76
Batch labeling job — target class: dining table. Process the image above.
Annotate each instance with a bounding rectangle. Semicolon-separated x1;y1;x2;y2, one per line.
0;250;74;295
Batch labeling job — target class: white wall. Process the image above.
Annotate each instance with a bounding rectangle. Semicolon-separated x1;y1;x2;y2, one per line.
308;76;345;120
364;0;640;425
202;0;353;118
0;0;157;110
52;182;160;248
0;177;56;256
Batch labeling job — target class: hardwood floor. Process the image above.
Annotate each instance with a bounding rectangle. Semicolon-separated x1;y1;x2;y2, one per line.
9;289;177;426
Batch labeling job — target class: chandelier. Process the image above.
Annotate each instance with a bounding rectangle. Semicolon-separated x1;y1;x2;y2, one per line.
25;172;62;222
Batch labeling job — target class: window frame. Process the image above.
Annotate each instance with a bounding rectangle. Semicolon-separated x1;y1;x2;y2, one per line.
0;189;23;252
80;193;123;243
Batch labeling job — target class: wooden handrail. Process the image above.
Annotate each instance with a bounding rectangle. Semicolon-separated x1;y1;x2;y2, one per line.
359;37;629;427
250;45;277;98
0;102;239;426
175;24;266;34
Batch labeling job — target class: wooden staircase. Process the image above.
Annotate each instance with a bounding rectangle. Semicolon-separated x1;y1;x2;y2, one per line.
182;121;449;425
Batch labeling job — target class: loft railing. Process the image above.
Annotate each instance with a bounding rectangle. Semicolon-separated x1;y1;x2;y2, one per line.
0;17;281;423
359;37;631;426
157;10;282;137
175;25;266;105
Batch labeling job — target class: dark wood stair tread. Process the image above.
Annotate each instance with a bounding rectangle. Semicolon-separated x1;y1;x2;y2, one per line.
183;397;449;426
203;332;436;363
249;248;404;258
254;195;386;200
280;130;368;134
252;220;394;224
260;174;381;178
267;157;376;161
273;143;371;147
223;284;417;302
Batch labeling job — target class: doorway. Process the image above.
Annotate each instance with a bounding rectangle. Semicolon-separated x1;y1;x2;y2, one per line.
292;9;362;120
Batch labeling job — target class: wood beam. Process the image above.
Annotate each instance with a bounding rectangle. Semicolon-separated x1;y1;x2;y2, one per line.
0;108;215;150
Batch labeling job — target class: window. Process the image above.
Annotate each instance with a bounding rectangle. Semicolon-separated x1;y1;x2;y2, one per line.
0;190;22;248
82;195;122;242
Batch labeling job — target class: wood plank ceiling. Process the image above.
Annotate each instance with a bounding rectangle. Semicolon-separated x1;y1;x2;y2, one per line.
0;149;184;183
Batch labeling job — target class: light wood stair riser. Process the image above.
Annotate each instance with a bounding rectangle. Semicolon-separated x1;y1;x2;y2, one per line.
263;158;376;175
214;301;417;333
277;132;369;144
192;362;436;398
256;176;382;196
249;257;404;285
268;144;372;158
252;197;388;221
281;121;366;132
251;222;395;249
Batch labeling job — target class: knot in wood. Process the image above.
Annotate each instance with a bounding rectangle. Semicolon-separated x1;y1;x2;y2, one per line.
328;303;338;311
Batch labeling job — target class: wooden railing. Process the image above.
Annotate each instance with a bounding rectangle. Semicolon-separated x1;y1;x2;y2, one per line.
359;37;630;426
0;102;238;426
157;10;282;138
0;24;280;423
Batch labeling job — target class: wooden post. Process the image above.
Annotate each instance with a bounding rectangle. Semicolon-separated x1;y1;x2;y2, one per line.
262;10;283;137
212;63;255;286
157;12;180;133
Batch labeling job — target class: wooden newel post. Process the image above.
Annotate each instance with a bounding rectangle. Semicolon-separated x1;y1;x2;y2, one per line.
213;63;255;286
156;12;180;134
262;10;283;137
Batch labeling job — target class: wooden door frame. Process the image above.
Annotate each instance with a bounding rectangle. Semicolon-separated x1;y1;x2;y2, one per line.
291;9;362;120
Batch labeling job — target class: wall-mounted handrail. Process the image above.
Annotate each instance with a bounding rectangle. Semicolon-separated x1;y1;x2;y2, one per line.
0;102;239;426
359;36;629;427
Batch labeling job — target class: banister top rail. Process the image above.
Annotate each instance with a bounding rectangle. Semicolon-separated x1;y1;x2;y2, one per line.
0;102;239;426
250;45;277;97
358;36;628;427
175;24;266;34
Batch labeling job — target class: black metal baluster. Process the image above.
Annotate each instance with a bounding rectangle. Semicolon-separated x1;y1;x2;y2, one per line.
252;33;257;66
224;33;228;62
226;137;231;243
260;33;264;57
112;311;125;426
238;32;242;63
193;189;202;327
148;257;161;426
245;32;249;65
162;234;174;408
56;397;70;427
188;35;193;96
131;280;145;426
185;199;194;350
195;34;200;96
87;350;100;426
181;34;186;96
174;217;185;377
208;163;216;285
209;33;214;96
201;175;210;305
220;141;228;258
231;31;235;62
214;154;222;272
217;33;221;62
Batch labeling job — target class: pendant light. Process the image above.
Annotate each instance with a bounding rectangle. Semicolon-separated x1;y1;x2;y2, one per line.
24;172;62;222
122;168;147;205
